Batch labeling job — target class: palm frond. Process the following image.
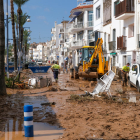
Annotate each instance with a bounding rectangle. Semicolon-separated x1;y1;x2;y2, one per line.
9;12;30;26
13;0;29;8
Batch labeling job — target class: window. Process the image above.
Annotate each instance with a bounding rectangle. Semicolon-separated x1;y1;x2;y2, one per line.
114;0;120;16
88;11;93;26
88;30;93;40
96;6;100;19
132;65;137;74
128;24;134;38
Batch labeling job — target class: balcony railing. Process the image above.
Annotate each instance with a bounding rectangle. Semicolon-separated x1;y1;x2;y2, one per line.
115;0;134;18
109;41;116;51
71;40;83;47
138;34;140;48
51;28;56;33
85;21;93;28
73;22;83;28
78;1;93;7
117;36;127;50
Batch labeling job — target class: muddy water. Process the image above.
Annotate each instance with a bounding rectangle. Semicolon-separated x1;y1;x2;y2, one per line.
0;95;64;140
0;120;63;140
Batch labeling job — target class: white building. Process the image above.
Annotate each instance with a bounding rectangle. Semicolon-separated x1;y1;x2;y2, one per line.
68;0;94;67
51;21;71;65
93;0;140;68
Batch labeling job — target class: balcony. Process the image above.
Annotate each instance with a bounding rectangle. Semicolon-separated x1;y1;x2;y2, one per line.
51;28;56;34
115;0;135;20
71;40;83;50
117;36;127;50
109;41;116;52
69;22;83;33
84;21;93;29
77;1;93;7
51;36;56;41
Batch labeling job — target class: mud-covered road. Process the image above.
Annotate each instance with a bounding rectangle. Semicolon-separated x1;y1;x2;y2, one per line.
1;69;140;139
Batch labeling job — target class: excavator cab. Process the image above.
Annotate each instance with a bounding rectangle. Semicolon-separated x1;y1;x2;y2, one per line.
78;38;108;79
81;46;95;62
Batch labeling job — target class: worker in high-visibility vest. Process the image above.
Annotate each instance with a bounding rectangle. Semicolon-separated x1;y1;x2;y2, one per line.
51;61;60;83
121;63;130;86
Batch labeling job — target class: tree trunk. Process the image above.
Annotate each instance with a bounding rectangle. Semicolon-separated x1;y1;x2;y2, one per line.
0;0;7;95
17;8;22;55
11;0;17;70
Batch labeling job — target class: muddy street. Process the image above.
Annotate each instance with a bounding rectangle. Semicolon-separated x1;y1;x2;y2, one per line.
1;70;140;139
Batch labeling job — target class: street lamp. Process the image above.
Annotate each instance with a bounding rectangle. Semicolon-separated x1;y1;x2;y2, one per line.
27;18;31;22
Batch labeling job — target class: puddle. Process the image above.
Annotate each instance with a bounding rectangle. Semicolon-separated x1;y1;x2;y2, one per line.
0;119;63;140
115;94;140;103
0;95;64;140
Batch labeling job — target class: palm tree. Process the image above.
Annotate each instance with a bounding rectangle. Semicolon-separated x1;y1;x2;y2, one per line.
0;0;7;95
9;12;30;62
10;0;17;70
13;0;29;54
9;12;30;36
23;29;31;55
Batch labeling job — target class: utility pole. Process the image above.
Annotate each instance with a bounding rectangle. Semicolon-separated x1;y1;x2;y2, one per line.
6;0;9;78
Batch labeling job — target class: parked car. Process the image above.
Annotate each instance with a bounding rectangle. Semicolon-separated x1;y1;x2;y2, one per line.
36;60;42;65
26;62;39;67
128;64;140;92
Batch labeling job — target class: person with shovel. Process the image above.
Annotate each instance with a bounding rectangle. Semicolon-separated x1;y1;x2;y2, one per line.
121;63;130;86
51;61;60;83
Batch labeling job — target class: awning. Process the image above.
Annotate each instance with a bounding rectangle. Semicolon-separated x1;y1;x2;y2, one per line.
68;12;82;23
73;11;82;16
110;53;117;55
68;16;76;23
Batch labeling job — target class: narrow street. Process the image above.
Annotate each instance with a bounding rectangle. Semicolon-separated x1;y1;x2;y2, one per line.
0;69;140;139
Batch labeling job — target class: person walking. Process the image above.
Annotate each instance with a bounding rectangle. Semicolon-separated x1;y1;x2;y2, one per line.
121;63;130;86
51;61;60;83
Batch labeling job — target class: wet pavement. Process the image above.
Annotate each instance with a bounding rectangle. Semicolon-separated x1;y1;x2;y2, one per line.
1;120;63;140
0;94;64;140
2;70;140;139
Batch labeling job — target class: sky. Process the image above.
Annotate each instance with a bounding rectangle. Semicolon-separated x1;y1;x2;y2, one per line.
4;0;77;44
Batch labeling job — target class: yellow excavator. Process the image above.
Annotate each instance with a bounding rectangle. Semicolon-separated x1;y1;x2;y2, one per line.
70;38;108;79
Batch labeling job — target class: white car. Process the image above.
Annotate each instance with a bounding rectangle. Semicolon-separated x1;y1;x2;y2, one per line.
128;64;140;92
